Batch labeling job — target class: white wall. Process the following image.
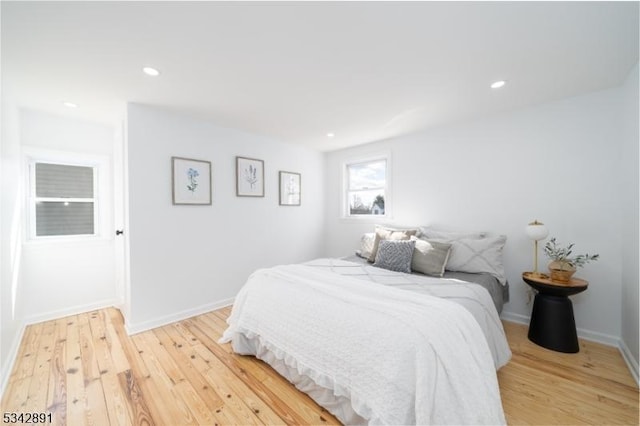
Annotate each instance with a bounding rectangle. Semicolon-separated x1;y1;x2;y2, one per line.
620;63;639;374
1;96;25;394
125;104;325;332
325;85;630;343
18;110;118;322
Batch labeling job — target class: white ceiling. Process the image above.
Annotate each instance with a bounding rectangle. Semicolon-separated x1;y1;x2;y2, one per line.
2;1;638;151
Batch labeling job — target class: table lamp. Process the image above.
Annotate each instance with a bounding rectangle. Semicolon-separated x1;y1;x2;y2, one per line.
525;220;549;277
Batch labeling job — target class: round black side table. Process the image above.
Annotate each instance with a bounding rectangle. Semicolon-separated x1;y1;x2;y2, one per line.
522;272;588;353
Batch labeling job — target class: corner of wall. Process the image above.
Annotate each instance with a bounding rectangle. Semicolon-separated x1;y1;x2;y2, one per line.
0;322;26;397
0;100;25;399
620;61;640;370
619;338;640;387
124;297;234;336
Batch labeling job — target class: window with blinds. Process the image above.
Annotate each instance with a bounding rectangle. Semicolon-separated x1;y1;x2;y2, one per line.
31;162;97;237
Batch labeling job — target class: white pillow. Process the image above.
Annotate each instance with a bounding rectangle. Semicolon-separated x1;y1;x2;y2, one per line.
419;226;486;241
356;233;375;259
431;235;507;284
410;236;452;277
368;225;418;262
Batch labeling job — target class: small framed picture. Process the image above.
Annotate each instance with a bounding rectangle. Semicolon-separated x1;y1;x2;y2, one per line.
236;156;264;197
172;157;212;205
279;171;301;206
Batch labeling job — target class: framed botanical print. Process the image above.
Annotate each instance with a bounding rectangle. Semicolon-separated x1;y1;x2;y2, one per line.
172;157;212;205
279;171;301;206
236;156;265;197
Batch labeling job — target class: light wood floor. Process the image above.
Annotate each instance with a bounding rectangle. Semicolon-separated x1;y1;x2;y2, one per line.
1;307;638;425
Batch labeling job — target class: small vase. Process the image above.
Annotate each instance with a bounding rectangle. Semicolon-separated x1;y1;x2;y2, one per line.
548;260;576;283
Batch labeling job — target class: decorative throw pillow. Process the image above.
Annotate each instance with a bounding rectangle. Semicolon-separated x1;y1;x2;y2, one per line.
431;235;507;284
368;225;418;262
373;239;416;273
419;226;486;241
409;236;452;277
356;233;376;259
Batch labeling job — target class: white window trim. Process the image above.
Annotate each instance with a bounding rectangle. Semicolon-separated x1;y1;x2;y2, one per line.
341;151;392;221
23;147;111;243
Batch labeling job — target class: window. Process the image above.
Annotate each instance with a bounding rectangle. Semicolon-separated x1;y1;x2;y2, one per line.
345;157;387;217
29;161;98;238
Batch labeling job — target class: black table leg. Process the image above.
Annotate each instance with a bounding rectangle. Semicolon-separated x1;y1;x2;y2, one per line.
528;293;580;353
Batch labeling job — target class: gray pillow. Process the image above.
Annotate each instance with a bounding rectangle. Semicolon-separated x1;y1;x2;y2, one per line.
373;239;416;273
410;236;452;277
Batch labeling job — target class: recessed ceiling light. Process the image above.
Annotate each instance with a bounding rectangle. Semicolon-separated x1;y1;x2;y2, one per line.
491;80;506;89
62;101;78;108
327;133;335;138
143;66;160;76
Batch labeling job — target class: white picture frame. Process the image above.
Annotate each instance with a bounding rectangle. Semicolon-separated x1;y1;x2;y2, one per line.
172;157;212;205
279;171;301;206
236;156;265;197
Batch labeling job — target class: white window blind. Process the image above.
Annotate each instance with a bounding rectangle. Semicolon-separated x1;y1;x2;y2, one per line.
31;162;97;237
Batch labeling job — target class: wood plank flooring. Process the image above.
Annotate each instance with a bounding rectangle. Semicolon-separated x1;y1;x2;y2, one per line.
2;307;638;425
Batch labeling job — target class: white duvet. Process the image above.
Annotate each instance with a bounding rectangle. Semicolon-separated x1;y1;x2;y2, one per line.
221;260;510;425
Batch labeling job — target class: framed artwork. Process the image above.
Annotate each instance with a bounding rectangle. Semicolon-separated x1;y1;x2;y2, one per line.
236;156;265;197
279;171;301;206
172;157;212;205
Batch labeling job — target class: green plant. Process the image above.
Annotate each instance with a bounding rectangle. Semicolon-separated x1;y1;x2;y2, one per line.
543;237;599;268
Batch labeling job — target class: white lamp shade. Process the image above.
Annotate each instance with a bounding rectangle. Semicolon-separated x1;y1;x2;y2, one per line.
525;221;549;241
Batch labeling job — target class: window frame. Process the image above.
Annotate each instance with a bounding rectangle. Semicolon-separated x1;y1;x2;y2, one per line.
342;153;391;220
24;148;109;242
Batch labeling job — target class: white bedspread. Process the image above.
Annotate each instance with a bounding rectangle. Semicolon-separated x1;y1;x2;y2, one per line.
221;261;509;425
305;258;512;369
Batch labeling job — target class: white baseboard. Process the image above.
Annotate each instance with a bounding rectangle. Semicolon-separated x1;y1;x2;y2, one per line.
0;321;26;399
619;339;640;387
500;311;529;326
3;299;121;395
23;298;122;326
575;326;620;347
124;297;235;335
2;298;121;397
500;311;619;347
2;297;234;397
500;311;638;385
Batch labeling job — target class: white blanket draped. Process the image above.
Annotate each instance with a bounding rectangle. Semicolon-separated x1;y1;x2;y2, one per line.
304;258;512;369
221;262;508;425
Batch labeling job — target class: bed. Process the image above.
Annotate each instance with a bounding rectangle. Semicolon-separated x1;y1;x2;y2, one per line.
220;227;512;425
